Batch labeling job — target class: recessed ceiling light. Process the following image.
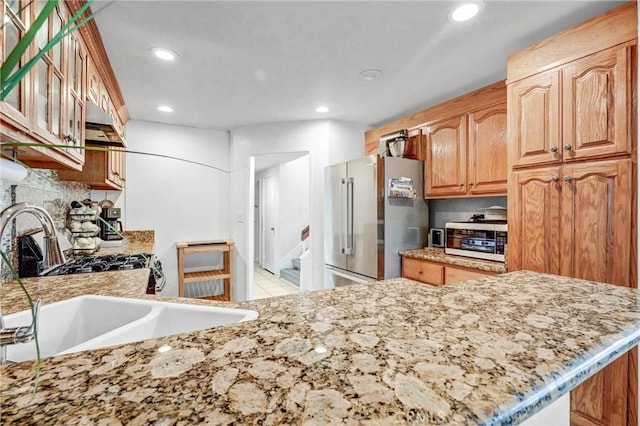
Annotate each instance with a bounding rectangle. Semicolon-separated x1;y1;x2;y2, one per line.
450;2;481;22
150;47;179;61
315;106;329;113
359;69;383;81
158;105;173;112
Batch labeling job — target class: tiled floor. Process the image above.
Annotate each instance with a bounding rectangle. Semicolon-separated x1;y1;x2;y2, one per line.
252;264;300;300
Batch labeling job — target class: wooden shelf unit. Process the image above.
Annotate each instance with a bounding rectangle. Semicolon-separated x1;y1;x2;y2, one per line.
177;240;233;301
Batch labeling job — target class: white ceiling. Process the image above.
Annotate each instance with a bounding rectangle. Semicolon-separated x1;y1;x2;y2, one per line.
92;1;625;131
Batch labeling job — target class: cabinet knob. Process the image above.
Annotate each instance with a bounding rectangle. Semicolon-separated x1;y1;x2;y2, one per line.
563;144;572;151
549;146;558;153
459;183;464;187
417;270;423;274
551;175;559;182
563;175;572;182
469;182;474;186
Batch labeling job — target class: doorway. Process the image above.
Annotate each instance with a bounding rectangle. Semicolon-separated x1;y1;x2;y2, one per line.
250;152;309;300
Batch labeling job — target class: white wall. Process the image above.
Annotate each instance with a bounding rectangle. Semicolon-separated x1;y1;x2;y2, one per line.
276;155;309;270
230;119;368;301
124;120;230;296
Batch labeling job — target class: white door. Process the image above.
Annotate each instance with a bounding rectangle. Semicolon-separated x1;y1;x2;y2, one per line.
262;175;278;274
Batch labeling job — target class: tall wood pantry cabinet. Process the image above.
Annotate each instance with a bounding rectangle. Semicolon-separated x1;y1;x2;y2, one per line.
507;3;637;425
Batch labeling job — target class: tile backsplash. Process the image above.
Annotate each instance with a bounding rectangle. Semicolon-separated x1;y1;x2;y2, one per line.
1;169;90;283
428;196;507;229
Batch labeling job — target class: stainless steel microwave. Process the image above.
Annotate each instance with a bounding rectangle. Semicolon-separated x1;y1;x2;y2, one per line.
445;221;507;262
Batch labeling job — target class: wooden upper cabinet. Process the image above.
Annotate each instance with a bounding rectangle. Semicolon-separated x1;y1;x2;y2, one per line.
509;43;634;169
562;44;632;161
508;70;561;168
424;115;467;197
425;100;508;198
507;166;562;275
468;103;507;195
404;127;425;161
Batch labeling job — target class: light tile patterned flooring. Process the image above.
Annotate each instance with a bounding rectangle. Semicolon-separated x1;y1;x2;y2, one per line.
252;263;300;300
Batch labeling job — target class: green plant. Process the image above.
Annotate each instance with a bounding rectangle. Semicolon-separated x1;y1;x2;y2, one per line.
1;0;94;101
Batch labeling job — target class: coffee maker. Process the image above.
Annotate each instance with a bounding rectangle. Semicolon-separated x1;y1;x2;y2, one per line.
99;207;123;240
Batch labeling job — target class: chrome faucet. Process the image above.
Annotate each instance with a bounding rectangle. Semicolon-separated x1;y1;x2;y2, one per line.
0;202;66;270
0;202;65;363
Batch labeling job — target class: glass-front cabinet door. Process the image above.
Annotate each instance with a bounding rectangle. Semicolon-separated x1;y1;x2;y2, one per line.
1;0;31;131
31;0;66;146
66;34;85;162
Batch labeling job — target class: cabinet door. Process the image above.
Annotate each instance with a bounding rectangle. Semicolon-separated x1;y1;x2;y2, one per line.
468;103;507;195
560;159;631;287
424;115;466;197
405;127;425;161
402;258;444;285
507;166;562;274
31;2;66;145
0;0;31;132
562;45;632;162
508;70;561;168
65;34;86;163
107;147;125;189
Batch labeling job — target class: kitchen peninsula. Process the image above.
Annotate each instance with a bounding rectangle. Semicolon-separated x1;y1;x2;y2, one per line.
1;271;639;424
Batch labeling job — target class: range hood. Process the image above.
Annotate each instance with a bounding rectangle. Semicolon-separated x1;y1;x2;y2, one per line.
85;102;125;146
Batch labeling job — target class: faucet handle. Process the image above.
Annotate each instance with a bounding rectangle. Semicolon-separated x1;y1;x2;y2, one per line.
0;299;41;346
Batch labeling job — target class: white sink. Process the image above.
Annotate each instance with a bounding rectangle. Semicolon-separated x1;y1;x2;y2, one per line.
4;295;258;363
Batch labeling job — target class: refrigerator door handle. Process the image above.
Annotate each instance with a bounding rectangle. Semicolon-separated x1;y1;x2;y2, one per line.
344;177;354;255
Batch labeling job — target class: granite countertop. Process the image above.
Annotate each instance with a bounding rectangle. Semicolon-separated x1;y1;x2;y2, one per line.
2;271;639;424
400;247;507;274
93;230;155;256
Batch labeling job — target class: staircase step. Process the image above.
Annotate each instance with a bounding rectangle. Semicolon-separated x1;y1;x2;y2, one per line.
280;268;300;287
291;258;301;270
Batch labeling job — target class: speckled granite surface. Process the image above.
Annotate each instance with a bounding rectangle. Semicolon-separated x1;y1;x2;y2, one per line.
400;248;507;273
95;229;155;256
1;271;639;424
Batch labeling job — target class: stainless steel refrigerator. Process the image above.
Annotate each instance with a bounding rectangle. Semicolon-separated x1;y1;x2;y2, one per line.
324;155;429;285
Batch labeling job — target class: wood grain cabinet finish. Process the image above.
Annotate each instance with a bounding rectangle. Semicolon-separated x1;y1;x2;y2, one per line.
508;70;562;168
0;0;85;170
509;44;633;169
562;45;632;162
425;102;507;199
560;159;632;288
467;103;508;195
401;257;495;286
402;257;444;286
424;115;467;197
507;166;562;274
58;144;125;190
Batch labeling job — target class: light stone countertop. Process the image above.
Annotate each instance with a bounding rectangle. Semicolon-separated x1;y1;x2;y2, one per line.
1;271;639;425
400;247;508;273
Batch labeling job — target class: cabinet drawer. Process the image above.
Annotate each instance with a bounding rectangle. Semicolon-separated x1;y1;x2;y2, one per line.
445;266;492;284
402;258;444;285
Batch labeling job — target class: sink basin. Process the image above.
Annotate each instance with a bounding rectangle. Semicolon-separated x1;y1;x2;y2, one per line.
4;295;258;363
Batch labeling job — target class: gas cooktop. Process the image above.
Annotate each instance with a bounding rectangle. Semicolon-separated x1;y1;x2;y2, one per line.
44;253;154;276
